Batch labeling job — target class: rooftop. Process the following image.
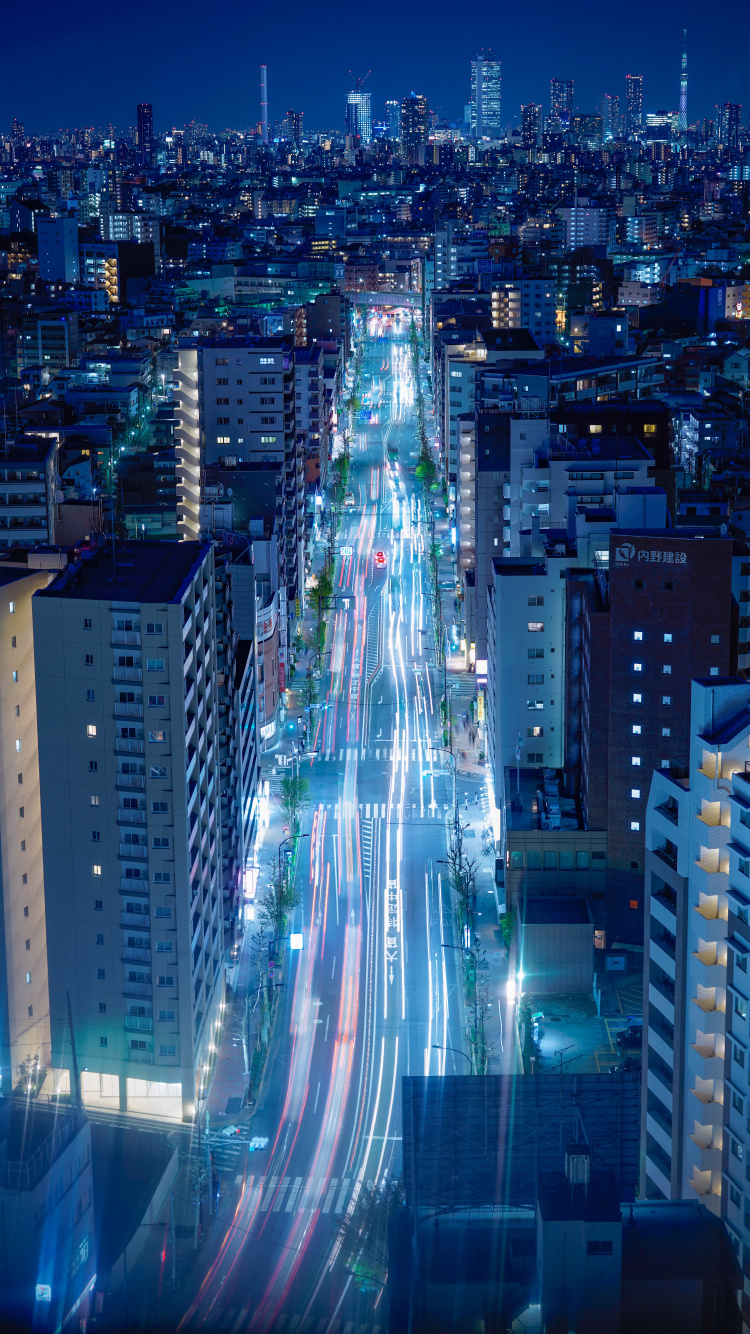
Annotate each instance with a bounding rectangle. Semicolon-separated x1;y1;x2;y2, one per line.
36;540;210;605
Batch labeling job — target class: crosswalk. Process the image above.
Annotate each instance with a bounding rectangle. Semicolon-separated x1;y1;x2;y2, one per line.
239;1173;356;1216
319;744;458;766
206;1123;256;1171
315;802;450;822
212;1310;383;1334
365;602;381;683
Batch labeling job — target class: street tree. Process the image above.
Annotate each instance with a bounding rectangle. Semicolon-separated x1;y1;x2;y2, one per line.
256;855;301;940
280;772;310;834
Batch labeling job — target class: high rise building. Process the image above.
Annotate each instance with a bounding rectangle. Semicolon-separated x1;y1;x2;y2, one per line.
470;53;502;139
625;75;644;134
550;78;574;124
37;216;80;284
717;102;741;152
385;99;401;141
598;93;621;139
345;89;372;144
400;94;429;161
678;30;688;134
135;102;153;166
282;110;303;147
33;540;224;1121
11;119;24;153
520;103;542;148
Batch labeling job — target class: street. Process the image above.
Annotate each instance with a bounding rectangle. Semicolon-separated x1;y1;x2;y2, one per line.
177;317;471;1332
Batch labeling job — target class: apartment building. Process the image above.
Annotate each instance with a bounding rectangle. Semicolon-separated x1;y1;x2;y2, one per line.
295;341;328;492
0;440;57;550
642;677;750;1311
33;541;223;1121
18;308;79;374
175;336;304;620
491;279;557;346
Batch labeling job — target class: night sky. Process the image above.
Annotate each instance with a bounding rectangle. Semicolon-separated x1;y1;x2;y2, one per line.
3;0;747;137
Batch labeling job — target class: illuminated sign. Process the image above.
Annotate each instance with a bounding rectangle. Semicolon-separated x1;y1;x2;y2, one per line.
35;1284;51;1303
615;542;687;568
289;933;304;950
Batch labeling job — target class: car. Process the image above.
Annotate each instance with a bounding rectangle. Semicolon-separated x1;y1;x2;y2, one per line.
374;551;387;568
344;492;355;508
616;1020;643;1047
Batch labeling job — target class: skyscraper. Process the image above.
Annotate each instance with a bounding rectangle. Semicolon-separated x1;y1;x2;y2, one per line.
550;78;574;124
345;88;372;144
678;30;688;134
717;102;741;152
400;94;429;161
385;99;401;141
520;103;542;148
282;110;303;147
625;75;643;134
598;93;621;140
135;102;153;166
470;53;502;139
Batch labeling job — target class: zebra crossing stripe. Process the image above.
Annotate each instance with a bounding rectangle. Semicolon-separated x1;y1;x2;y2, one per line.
272;1175;290;1211
334;1178;350;1213
260;1175;279;1210
285;1176;303;1212
321;1178;338;1213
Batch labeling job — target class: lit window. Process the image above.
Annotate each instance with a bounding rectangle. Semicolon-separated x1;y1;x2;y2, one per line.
92;864;102;877
662;665;671;675
662;727;670;737
14;739;20;752
527;622;544;632
633;663;642;672
661;759;670;768
710;668;719;676
632;725;641;734
632;693;642;703
8;602;14;614
528;726;544;737
149;730;166;743
87;724;96;738
662;695;671;705
25;972;31;984
631;789;641;799
632;756;641;766
630;821;640;831
663;633;672;643
633;630;643;641
711;635;720;644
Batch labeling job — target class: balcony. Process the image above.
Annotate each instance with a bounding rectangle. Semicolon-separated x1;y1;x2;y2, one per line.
654;843;678;871
654;800;679;826
115;702;144;719
122;947;151;963
126;1049;155;1064
121;912;150;928
119;842;147;860
123;981;153;998
112;631;141;647
117;774;145;791
117;808;146;826
113;666;143;683
116;738;145;756
125;1015;153;1032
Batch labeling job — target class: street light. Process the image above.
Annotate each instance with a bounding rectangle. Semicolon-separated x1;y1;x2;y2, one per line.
278;832;310;887
429;745;458;843
432;1043;472;1072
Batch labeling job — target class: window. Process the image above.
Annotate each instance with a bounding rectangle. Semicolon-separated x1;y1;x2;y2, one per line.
633;630;643;641
17;773;21;784
632;693;642;703
632;725;641;734
95;933;104;945
11;671;16;682
149;730;166;743
92;864;101;877
157;975;175;987
215;357;228;366
158;1009;175;1021
97;968;105;980
633;663;642;673
731;1132;744;1156
98;1002;107;1015
631;821;640;831
733;1089;744;1115
10;637;15;648
150;766;167;779
156;941;173;952
662;665;671;675
662;727;671;737
216;436;230;445
710;668;719;677
153;871;171;884
146;622;163;635
528;674;544;685
634;579;643;590
92;831;100;842
662;696;671;705
83;617;92;629
527;700;544;711
734;1046;746;1070
528;648;544;659
663;633;672;643
631;789;641;799
631;756;641;766
528;595;544;607
153;836;170;850
159;1044;176;1056
730;1183;742;1210
735;994;748;1021
18;807;23;819
527;622;544;633
148;695;165;707
25;973;31;985
155;906;172;918
90;795;100;808
151;801;169;814
86;689;95;703
528;727;543;737
94;899;102;911
711;635;720;644
87;724;96;738
260;435;277;444
85;653;94;665
146;659;164;672
587;1240;613;1256
99;1036;108;1047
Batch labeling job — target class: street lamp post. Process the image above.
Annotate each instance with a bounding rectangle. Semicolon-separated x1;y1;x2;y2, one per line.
432;1042;472;1072
430;745;458;849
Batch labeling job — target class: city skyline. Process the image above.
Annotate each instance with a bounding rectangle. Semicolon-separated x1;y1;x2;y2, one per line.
1;0;746;135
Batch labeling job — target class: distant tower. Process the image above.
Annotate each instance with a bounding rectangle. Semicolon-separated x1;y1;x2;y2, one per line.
678;30;688;134
261;65;268;144
135;103;153;166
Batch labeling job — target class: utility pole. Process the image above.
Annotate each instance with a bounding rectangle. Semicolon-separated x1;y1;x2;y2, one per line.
66;990;82;1110
170;1191;176;1290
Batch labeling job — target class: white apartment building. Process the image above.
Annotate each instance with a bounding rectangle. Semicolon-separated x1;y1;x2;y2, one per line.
33;541;223;1121
434;223;489;290
491;279;557;346
642;677;750;1283
556;203;616;252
